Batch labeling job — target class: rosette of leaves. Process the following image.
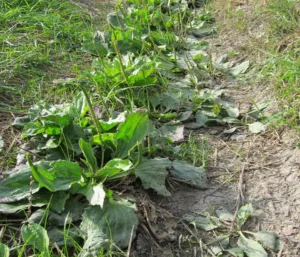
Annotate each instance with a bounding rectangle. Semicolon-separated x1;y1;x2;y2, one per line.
0;92;153;255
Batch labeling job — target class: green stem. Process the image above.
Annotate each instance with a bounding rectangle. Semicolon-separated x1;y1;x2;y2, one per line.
79;85;105;168
133;142;143;169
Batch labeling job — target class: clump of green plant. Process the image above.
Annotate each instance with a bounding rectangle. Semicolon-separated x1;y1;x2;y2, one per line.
179;134;211;167
0;91;210;256
0;0;258;255
182;204;282;256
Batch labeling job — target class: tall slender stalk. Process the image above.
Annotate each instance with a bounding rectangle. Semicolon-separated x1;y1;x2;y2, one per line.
79;85;105;168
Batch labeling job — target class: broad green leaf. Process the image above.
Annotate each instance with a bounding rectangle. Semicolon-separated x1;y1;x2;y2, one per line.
22;122;44;138
28;209;72;226
82;39;107;57
0;167;39;203
171;161;208;188
63;122;87;155
13;116;30;129
70;91;89;118
79;199;138;256
184;122;203;130
183;215;221;231
107;12;125;28
191;28;215;38
150;92;180;111
195;110;209;127
210;236;230;255
0;191;68;214
49;191;70;213
48;226;80;247
248;122;266;134
93;133;116;150
0;202;36;214
21;223;50;256
115;111;150;159
227;248;244;257
135;158;171;196
62;198;87;222
238;203;253;227
79;139;97;172
42;114;71;127
79;117;90;128
43;137;60;149
99;112;126;132
43;125;62;136
178;111;193;121
253;231;281;251
0;243;9;257
222;117;240;124
237;234;268;257
96;159;132;180
230;60;250;76
248;101;270;119
85;184;106;207
31;161;81;192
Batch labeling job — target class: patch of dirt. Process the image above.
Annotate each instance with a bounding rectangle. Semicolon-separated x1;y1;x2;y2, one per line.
1;1;299;256
0;113;17;171
131;3;300;255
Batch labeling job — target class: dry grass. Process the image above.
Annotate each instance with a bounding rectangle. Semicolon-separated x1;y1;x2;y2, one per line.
209;0;300;127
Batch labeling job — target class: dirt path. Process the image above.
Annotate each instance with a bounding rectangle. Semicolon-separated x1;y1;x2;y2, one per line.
1;1;298;256
131;19;300;257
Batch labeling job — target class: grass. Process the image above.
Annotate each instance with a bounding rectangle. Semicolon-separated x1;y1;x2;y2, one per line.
0;0;113;169
1;0;293;256
0;0;96;109
209;0;300;128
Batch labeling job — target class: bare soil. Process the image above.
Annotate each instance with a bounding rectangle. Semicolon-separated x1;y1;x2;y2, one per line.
0;0;299;256
131;8;300;256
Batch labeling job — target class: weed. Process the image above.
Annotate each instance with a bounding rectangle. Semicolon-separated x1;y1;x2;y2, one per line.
0;0;259;255
179;134;212;167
